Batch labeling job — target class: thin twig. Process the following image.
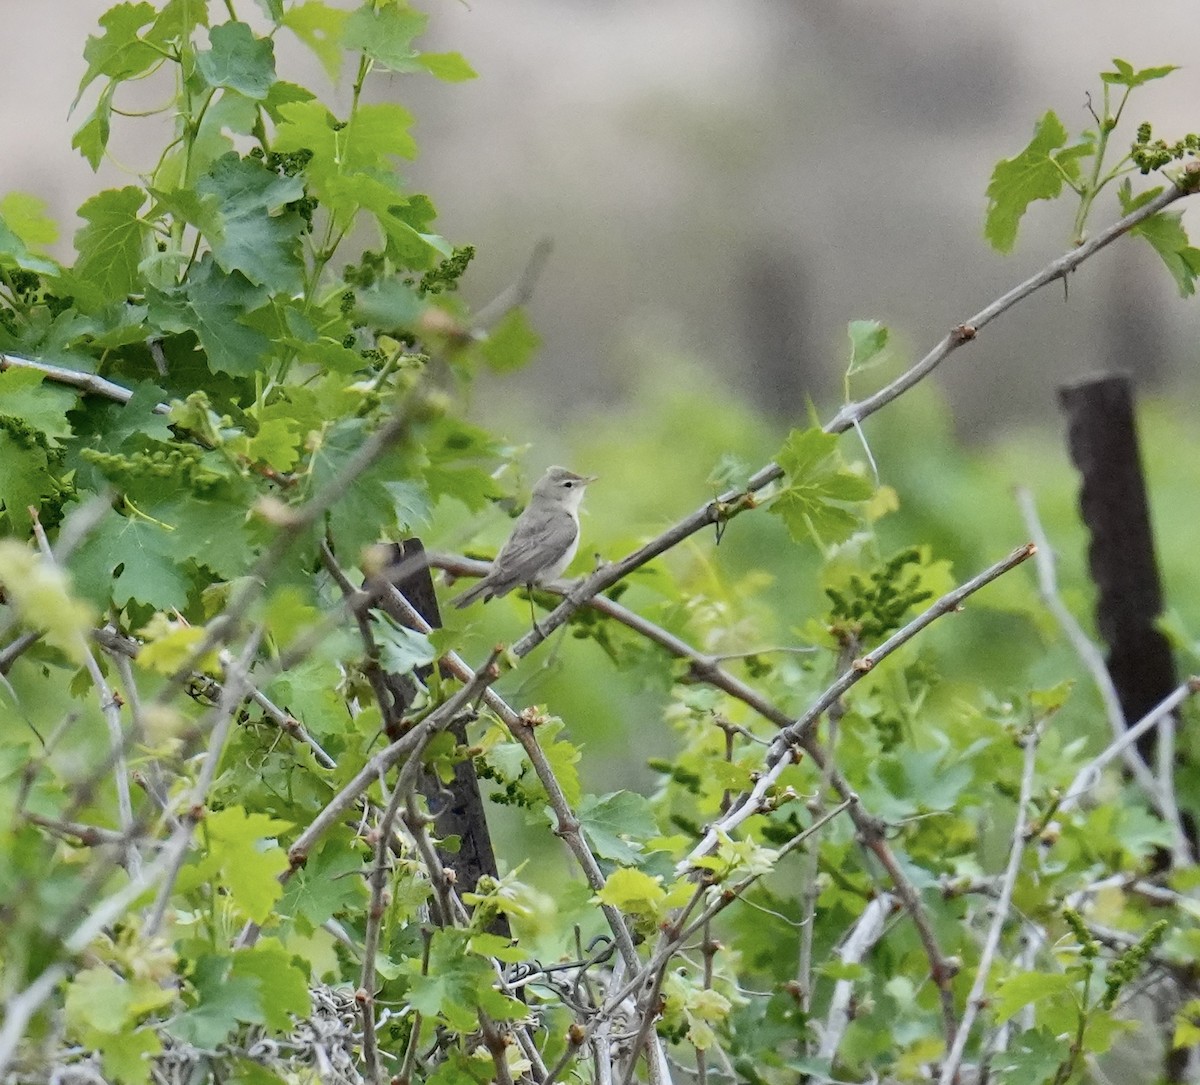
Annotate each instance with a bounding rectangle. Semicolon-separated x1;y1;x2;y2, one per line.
1061;680;1199;813
0;351;171;413
30;511;139;874
472;237;554;328
938;721;1041;1085
360;725;434;1085
1014;488;1160;799
0;630;41;675
819;893;896;1062
145;628;263;936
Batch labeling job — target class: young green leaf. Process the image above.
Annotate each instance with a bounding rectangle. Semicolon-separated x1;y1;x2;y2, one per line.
196;21;277;100
74;187;148;302
481;307;541;372
1100;58;1179;88
342;2;429;72
281;2;351;80
75;1;159;102
984;112;1091;253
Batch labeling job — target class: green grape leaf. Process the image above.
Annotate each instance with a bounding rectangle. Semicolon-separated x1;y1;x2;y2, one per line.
481;307;541;372
196;21;277;100
985;111;1091;253
400;928;522;1031
183;255;272;376
846;319;889;376
1129;208;1200;298
374;616;435;675
992;971;1074;1022
0;432;60;537
170;956;263;1048
72;83;117;171
278;842;366;927
595;867;667;917
69;508;192;610
76;2;160;100
992;1028;1068;1083
194;153;306;293
0;367;76;448
578;791;658;864
74;187;147;302
769;428;874;546
0;193;60;273
307;417;397;556
419;52;477;82
282;1;351;80
1;193;59;248
200;806;292;924
230;940;312;1031
348;102;419;163
151;496;255;579
1100;58;1179;88
342;2;428;72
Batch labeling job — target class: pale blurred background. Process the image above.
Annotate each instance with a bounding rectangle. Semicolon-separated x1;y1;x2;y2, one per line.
3;1;1199;438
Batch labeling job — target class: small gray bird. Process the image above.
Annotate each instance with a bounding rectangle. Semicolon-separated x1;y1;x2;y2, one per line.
454;466;596;609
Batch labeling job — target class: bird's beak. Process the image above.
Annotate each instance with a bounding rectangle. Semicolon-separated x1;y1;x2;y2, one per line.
581;475;599;485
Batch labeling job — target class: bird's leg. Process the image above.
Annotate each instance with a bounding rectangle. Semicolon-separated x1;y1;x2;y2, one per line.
525;583;545;638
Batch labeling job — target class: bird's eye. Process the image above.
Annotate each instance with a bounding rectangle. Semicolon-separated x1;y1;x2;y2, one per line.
563;481;574;488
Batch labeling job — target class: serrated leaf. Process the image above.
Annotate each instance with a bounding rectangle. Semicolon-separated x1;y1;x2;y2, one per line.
306;416;397;555
170;957;263;1048
400;928;499;1031
770;428;874;546
201;806;291;924
76;2;159;100
282;1;350;80
985;112;1089;253
578;791;658;864
278;842;365;927
184;255;272;376
992;971;1074;1022
342;3;428;71
74;187;147;302
349;102;419;163
595;866;666;916
193;153;306;293
0;367;76;448
197;21;277;100
0;433;61;538
846;318;889;376
1130;209;1200;297
231;939;311;1030
481;307;540;372
419;51;477;82
1100;58;1179;88
72;82;117;171
69;508;192;610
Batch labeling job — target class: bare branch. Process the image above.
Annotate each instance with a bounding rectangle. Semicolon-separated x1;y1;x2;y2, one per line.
1014;489;1160;797
826;183;1193;433
145;628;263;936
30;512;139;874
938;722;1041;1085
0;351;171;414
1062;679;1199;814
819;893;896;1062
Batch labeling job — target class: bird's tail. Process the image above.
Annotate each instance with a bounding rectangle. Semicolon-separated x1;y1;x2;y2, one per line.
452;579;493;609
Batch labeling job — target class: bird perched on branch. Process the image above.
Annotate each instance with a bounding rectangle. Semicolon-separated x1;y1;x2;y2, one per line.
454;466;596;609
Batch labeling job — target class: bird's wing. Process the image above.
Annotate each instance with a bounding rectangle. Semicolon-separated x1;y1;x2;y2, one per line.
488;506;579;590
